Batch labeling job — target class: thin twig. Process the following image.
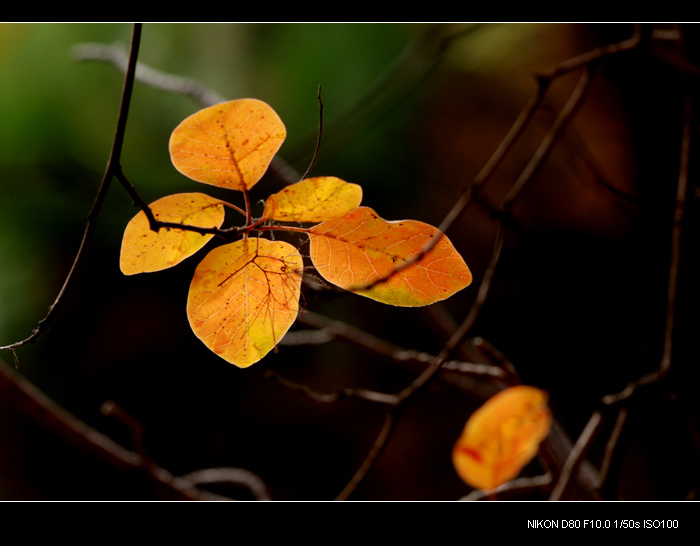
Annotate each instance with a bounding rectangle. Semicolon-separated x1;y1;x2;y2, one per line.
333;29;646;500
335;413;395;501
555;63;696;499
353;30;641;299
460;474;553;501
1;25;143;352
549;411;604;501
180;467;272;501
114;168;247;240
72;39;302;189
335;223;507;500
0;358;226;501
285;24;483;165
597;407;628;490
300;84;324;181
399;222;507;403
500;67;594;213
0;24;275;502
265;370;396;405
602;84;692;407
536;27;641;81
298;311;505;380
283;311;599;498
354;79;543;296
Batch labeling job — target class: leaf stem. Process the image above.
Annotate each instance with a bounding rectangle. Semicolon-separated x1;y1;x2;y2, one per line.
256;224;311;235
221;200;247;217
243;187;253;226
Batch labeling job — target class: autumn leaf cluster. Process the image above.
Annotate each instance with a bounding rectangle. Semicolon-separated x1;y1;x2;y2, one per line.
119;98;550;492
120;99;472;368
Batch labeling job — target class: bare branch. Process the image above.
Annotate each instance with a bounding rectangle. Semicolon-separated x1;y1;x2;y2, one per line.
596;408;628;490
335;414;395;501
550;411;604;501
603;84;692;407
265;370;397;405
0;358;229;501
1;25;143;352
71;41;227;107
353;30;640;299
500;67;594;213
299;84;324;181
460;474;552;501
180;467;272;501
297;311;505;380
334;28;647;501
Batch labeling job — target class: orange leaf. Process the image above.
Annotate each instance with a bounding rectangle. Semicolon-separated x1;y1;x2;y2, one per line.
187;238;302;368
452;386;552;491
308;207;472;306
169;99;286;191
262;176;362;223
120;193;225;275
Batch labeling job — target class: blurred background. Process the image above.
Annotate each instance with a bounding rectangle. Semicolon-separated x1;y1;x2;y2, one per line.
0;23;698;500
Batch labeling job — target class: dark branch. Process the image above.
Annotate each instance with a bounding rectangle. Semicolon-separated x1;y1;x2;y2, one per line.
1;24;143;352
299;84;324;181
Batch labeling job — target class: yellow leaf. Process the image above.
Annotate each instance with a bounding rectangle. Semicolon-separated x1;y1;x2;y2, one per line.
120;193;225;275
187;238;303;368
169;99;286;191
308;207;472;307
452;386;552;491
262;176;362;222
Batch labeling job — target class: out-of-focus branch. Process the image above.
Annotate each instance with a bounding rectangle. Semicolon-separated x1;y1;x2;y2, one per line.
0;358;241;501
551;49;695;500
549;411;603;501
72;39;302;189
500;68;594;213
180;468;271;501
265;371;396;405
0;25;142;353
296;311;507;380
335;222;508;501
284;23;485;165
0;25;273;500
71;41;227;107
334;28;647;501
460;474;552;501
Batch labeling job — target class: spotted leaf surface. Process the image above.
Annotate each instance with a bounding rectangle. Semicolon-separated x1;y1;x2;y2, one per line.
169;99;286;191
187;238;303;368
262;176;362;223
120;193;225;275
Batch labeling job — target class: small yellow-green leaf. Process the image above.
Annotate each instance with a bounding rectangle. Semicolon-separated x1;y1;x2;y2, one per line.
169;99;286;191
187;238;303;368
262;176;362;222
452;386;552;491
120;193;225;275
308;207;472;307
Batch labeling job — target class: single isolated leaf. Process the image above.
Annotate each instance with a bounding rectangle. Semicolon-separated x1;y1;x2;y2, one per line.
187;238;303;368
308;207;472;307
120;193;225;275
169;99;286;191
452;386;552;491
262;176;362;223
